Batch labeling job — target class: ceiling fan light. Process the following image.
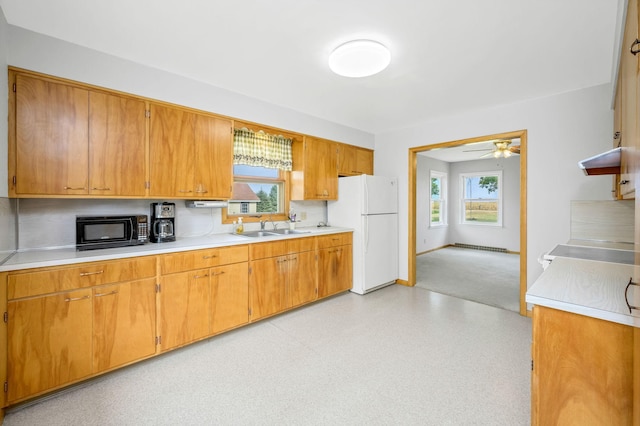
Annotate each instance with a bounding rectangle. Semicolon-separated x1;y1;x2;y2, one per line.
329;40;390;78
503;150;512;158
493;150;501;158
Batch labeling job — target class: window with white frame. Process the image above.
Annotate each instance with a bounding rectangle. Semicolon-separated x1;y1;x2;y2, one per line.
430;171;447;227
460;171;502;226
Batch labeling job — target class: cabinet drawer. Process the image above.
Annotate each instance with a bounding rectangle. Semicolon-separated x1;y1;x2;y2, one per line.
249;236;316;260
8;256;157;300
317;233;352;249
160;245;248;275
250;240;288;260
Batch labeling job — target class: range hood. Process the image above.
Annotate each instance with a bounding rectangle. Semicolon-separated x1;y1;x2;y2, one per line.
185;200;229;208
578;147;621;176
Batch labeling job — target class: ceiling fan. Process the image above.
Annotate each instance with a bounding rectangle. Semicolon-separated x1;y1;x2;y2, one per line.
463;139;521;158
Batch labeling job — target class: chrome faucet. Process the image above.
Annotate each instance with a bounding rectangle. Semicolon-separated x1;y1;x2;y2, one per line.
268;213;278;230
260;220;266;230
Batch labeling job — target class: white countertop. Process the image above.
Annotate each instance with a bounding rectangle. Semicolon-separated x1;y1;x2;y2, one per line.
526;253;640;327
0;226;352;272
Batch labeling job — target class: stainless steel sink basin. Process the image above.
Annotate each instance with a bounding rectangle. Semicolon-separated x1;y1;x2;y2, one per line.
232;231;279;238
269;229;312;235
231;229;312;238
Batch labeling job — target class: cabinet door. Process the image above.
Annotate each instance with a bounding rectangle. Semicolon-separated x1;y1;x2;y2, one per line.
15;74;89;195
356;148;374;175
211;262;249;334
288;251;317;307
620;0;638;199
338;143;357;176
160;269;211;350
92;279;156;372
532;306;633;425
194;114;233;199
249;257;287;320
305;137;338;200
318;245;352;298
7;289;92;402
149;104;195;197
89;91;147;196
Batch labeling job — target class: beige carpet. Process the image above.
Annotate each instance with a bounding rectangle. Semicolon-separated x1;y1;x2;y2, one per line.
415;246;520;312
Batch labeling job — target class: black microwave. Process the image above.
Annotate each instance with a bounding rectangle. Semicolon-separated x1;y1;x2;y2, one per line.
76;215;148;251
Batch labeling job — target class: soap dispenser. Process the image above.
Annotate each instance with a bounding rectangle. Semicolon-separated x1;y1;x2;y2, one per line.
236;217;244;234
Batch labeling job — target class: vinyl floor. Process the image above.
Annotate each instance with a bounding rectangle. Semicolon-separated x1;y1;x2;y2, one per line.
4;284;531;426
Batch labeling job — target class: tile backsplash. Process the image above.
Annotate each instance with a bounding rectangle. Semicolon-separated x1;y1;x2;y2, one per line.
17;198;327;250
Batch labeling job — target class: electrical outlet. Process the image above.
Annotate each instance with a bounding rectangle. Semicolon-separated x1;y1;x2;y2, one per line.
300;212;307;220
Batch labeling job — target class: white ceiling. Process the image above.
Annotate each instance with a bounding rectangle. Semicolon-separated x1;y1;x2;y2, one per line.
0;0;623;134
418;139;521;163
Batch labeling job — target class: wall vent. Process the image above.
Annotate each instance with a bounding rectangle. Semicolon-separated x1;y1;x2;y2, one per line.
453;243;507;253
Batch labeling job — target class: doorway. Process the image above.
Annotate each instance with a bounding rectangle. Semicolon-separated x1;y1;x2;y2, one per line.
408;130;528;316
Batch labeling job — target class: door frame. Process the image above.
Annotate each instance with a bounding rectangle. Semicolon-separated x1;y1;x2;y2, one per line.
407;129;528;316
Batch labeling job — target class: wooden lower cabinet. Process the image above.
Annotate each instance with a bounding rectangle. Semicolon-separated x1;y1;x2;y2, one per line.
211;262;249;334
7;289;93;402
92;279;157;372
160;269;212;351
249;242;317;321
531;306;634;425
317;234;353;298
2;235;351;407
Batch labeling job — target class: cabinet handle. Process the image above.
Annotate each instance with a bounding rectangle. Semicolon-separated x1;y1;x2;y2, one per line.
277;259;289;264
193;274;209;279
202;255;217;259
95;290;118;297
289;256;297;262
631;39;640;55
620;180;629;185
65;295;90;302
91;187;111;191
178;189;193;193
212;271;226;276
79;270;104;277
64;186;86;190
195;189;209;194
625;278;639;313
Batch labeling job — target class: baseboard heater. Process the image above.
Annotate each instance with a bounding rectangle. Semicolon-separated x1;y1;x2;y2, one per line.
454;243;507;253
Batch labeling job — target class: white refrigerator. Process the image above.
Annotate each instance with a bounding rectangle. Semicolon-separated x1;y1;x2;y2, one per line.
327;175;399;295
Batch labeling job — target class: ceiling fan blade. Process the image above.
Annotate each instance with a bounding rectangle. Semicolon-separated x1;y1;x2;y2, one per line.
463;148;493;152
479;151;495;158
509;146;521;154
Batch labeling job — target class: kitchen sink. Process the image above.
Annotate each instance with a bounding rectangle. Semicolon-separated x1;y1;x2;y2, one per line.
268;229;312;235
231;229;312;238
232;231;279;238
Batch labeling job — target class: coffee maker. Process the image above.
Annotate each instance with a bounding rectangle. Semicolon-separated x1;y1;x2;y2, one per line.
150;202;176;243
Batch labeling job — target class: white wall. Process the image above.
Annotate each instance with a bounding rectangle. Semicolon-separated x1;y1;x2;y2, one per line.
375;84;615;289
416;155;450;252
17;199;326;250
416;155;520;253
448;157;520;252
0;7;17;260
7;26;374;149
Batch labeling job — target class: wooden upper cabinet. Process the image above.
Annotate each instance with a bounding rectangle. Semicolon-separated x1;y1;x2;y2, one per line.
338;143;374;176
12;71;147;197
291;136;338;200
619;0;639;199
149;103;232;199
88;91;147;196
14;73;89;195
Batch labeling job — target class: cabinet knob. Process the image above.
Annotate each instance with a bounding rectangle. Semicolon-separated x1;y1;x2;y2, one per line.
631;39;640;56
620;180;629;185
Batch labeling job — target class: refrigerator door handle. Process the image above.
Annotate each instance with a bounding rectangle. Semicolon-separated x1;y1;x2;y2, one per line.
364;176;369;215
364;215;369;253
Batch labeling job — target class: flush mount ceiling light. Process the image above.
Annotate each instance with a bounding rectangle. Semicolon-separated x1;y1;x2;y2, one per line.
329;40;391;78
